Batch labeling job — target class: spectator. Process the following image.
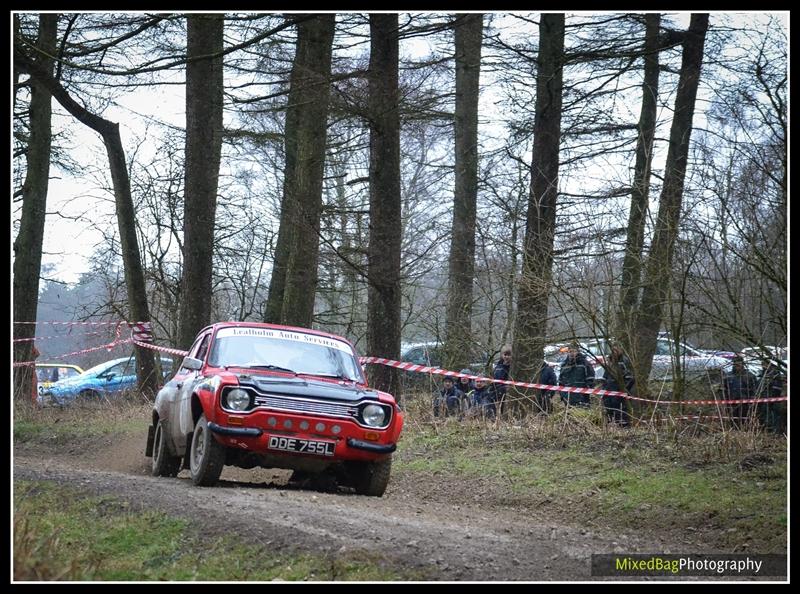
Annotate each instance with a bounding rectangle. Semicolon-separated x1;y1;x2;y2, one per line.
558;344;595;408
536;361;558;415
490;345;512;418
470;376;493;419
601;344;634;427
723;355;757;429
457;369;475;415
756;359;786;434
433;376;464;418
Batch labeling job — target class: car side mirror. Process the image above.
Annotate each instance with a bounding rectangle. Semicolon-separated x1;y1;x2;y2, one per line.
104;372;116;381
182;357;203;371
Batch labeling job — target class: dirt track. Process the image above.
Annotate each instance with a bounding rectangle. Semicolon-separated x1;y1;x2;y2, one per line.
13;431;705;581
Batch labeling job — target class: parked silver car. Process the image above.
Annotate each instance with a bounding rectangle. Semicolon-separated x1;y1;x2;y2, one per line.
579;337;729;383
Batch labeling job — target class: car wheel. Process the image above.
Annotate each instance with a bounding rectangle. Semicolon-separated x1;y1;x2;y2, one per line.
151;420;182;477
349;457;392;497
189;414;225;486
80;389;101;401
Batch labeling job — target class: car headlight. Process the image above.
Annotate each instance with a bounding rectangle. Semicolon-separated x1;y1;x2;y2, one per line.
225;388;252;411
361;404;387;427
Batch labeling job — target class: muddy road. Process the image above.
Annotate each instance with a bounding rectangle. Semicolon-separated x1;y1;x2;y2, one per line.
14;431;701;581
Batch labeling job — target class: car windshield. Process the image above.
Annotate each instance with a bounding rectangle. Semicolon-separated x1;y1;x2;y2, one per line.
80;359;124;377
208;327;363;382
36;366;81;382
76;357;171;378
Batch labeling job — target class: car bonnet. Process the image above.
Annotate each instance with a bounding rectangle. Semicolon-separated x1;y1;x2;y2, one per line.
236;373;381;402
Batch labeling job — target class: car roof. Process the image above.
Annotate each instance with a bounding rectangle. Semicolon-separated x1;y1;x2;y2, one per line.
36;363;84;370
401;341;439;351
742;345;785;353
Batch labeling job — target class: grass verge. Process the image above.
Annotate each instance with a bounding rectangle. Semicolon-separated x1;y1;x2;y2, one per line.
14;479;406;581
393;395;787;552
13;399;150;444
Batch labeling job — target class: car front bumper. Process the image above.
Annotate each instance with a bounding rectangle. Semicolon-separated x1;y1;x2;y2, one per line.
207;408;401;461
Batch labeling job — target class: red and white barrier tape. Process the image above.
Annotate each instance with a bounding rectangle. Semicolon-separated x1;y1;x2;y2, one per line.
13;330;109;343
127;321;188;356
358;357;788;406
14;320;149;326
13;321;162;365
13;338;134;367
131;340;189;357
12;320;789;408
129;322;153;343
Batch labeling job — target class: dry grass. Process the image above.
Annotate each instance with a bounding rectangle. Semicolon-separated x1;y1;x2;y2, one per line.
14;514;100;580
13;397;151;445
395;393;787;552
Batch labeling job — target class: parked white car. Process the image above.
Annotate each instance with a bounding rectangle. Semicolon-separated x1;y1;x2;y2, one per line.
739;345;787;376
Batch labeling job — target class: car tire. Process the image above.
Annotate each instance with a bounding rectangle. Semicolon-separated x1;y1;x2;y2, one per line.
189;414;225;486
151;420;182;477
350;457;392;497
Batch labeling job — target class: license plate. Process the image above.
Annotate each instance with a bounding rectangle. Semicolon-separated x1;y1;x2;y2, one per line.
267;435;335;457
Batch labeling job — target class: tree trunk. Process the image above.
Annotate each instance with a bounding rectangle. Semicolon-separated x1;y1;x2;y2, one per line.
15;36;162;399
615;13;661;348
264;21;302;325
178;14;224;348
366;14;402;402
634;14;709;393
13;14;22;107
13;14;57;402
280;15;336;327
511;14;565;387
444;14;483;371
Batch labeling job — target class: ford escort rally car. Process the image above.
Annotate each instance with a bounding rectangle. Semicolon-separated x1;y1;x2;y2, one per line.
145;322;403;496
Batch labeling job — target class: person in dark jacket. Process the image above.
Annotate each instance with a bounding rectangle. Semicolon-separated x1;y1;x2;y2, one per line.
755;359;785;434
490;345;512;419
457;369;475;415
601;344;634;427
723;355;758;428
433;376;464;418
470;377;493;419
559;344;595;407
536;361;558;415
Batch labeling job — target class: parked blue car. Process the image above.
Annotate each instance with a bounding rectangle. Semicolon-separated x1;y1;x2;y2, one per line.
38;355;175;407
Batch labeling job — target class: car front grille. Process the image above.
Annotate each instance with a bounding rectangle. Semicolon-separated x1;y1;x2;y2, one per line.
252;393;359;420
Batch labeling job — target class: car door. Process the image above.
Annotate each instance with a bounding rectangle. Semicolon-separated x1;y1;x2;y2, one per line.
175;332;213;437
100;359;135;395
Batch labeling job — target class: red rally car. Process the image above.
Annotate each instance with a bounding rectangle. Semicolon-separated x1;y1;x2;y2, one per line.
145;322;403;496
